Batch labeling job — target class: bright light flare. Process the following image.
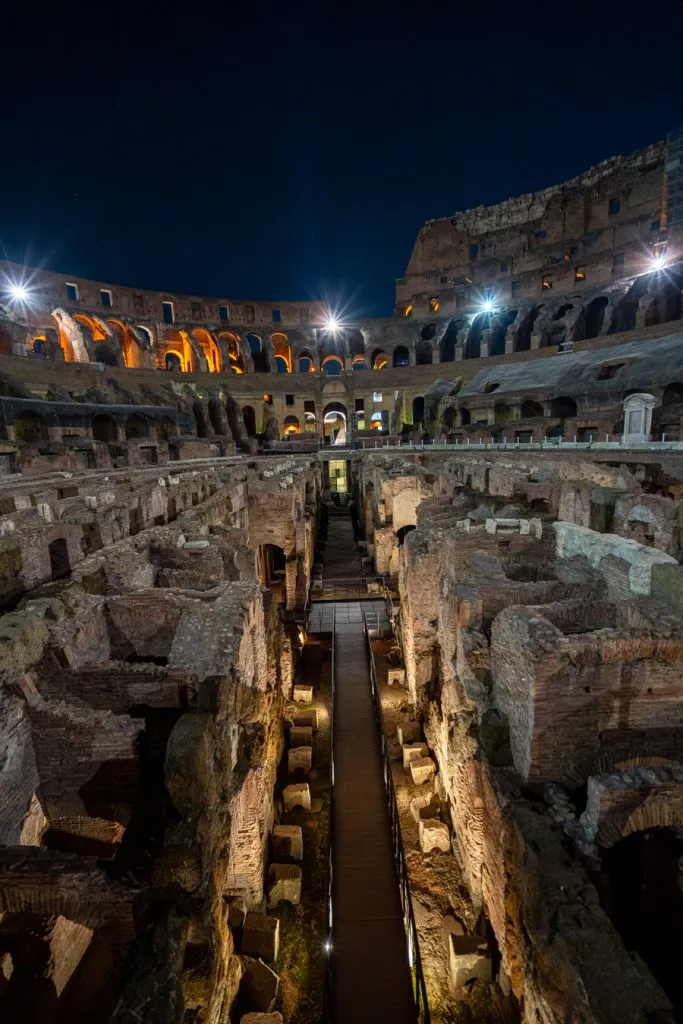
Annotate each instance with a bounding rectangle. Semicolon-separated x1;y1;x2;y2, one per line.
323;939;333;954
5;283;31;305
325;316;341;331
650;253;667;271
480;299;496;314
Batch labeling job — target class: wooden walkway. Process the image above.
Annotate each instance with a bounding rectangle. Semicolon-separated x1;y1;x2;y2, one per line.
310;510;416;1023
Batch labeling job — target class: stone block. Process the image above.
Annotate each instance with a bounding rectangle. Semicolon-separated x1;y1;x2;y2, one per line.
241;1014;283;1024
283;783;311;811
292;684;313;704
419;818;450;853
242;913;280;963
240;956;280;1011
448;934;492;991
289;725;313;747
288;745;312;773
410;791;440;823
402;742;428;769
387;668;406;686
410;757;437;786
267;863;302;907
397;722;420;745
293;708;318;729
271;824;303;861
227;895;247;930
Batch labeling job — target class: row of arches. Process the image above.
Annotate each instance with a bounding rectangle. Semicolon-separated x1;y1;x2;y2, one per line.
12;409;177;444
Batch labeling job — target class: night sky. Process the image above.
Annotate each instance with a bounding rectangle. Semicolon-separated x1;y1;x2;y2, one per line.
2;1;682;317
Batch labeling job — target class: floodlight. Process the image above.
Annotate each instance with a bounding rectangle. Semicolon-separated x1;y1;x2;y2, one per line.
8;284;29;302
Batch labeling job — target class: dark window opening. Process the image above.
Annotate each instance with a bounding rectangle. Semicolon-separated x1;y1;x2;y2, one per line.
651;220;661;234
162;301;174;324
100;289;112;308
440;275;448;285
304;399;316;414
355;398;364;412
396;524;416;546
218;304;229;321
285;394;294;406
469;242;479;260
48;538;70;580
65;283;78;302
191;301;202;319
534;230;547;239
608;198;621;215
272;309;281;323
596;362;625;380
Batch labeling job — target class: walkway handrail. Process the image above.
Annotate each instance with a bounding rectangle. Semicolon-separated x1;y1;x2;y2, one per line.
323;603;336;1022
363;613;431;1024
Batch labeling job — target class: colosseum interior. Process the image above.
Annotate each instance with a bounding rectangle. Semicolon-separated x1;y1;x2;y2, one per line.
0;136;682;1024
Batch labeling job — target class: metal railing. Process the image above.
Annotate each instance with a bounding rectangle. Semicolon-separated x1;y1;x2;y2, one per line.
323;604;336;1022
363;613;431;1024
262;436;683;455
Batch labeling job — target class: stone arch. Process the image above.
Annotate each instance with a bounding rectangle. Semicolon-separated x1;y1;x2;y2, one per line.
662;382;683;405
165;352;183;372
296;350;315;374
73;313;120;366
272;332;292;374
464;314;488;359
371;349;387;370
92;413;118;443
125;414;150;440
247;334;270;373
207;397;227;435
515;304;544;352
582;296;609;340
520;399;544;419
15;410;49;443
192;329;222;373
415;340;433;365
284;415;300;434
493;402;513;425
644;276;683;327
392;345;410;368
321;354;344;376
420;323;437;341
439;320;465;362
550;396;577;419
412;396;425;425
613;279;648;333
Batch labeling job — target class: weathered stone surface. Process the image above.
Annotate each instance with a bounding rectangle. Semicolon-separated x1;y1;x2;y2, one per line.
288;745;312;773
410;756;437;786
292;684;313;703
240;955;280;1011
242;913;280;963
289;725;313;747
397;722;420;745
267;863;302;907
387;668;406;687
418;817;450;853
240;1014;283;1024
271;824;303;861
448;934;492;991
283;783;311;811
402;742;428;768
293;708;318;729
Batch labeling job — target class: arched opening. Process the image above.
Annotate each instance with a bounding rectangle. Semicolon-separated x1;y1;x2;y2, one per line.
412;396;425;426
347;328;365;359
515;305;544;351
48;538;70;580
351;355;366;371
489;310;517;356
272;333;292;374
218;332;244;374
107;320;145;368
192;329;222;373
493;402;513;425
550;396;577;419
613;279;648;333
248;334;270;373
396;524;416;546
165;352;183;372
304;410;317;432
207;398;225;435
192;402;209;438
14;411;48;443
420;323;437;341
135;325;153;350
91;414;118;443
520;400;544;419
156;416;175;441
460;408;471;426
371;349;388;370
415;341;433;365
242;405;257;437
392;346;410;368
323;402;348;445
644;278;683;327
125;414;149;440
297;351;315;374
283;415;300;435
598;828;683;1017
543;305;573;348
583;297;609;340
322;354;344;376
443;407;456;432
439;320;464;362
465;313;490;359
32;337;45;355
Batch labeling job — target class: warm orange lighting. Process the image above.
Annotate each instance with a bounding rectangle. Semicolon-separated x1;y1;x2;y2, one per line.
272;332;292;373
429;296;440;313
263;394;272;403
404;304;413;318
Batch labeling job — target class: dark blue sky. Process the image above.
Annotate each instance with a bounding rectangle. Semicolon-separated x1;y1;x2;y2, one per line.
2;0;682;317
